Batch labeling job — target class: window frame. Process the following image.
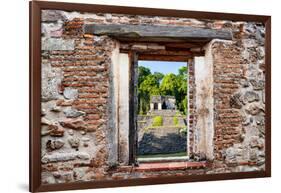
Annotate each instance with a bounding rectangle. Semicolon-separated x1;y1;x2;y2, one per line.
30;1;271;192
128;53;195;165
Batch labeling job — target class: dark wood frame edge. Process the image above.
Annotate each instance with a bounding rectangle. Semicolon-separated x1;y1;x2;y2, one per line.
30;1;41;192
29;1;271;192
128;51;138;165
264;16;271;177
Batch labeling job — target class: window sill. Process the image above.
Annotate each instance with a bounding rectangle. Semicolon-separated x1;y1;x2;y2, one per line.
137;156;189;163
134;161;206;172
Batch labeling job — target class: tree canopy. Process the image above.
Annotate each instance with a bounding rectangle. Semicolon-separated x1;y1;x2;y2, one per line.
138;65;188;115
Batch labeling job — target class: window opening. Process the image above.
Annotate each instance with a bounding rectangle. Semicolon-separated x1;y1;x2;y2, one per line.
136;60;188;162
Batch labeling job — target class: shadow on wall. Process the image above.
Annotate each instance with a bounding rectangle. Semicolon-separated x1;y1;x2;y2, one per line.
138;132;187;155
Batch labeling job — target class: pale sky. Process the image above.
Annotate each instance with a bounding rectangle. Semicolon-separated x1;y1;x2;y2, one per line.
138;60;187;75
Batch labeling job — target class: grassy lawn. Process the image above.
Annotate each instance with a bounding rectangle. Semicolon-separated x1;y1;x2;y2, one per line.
137;151;187;158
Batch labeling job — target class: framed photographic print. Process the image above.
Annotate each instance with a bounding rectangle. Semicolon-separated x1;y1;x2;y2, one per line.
29;1;271;192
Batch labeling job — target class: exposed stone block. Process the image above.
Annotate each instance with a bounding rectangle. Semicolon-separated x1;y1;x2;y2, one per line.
239;79;250;88
48;124;65;137
41;152;90;163
46;139;65;151
60;119;88;131
68;137;80;149
242;39;257;48
41;38;75;51
41;10;66;22
257;46;265;59
51;105;61;112
42;172;56;184
256;115;265;126
42;21;64;37
249;136;264;149
243;91;260;104
41;108;47;116
249;79;265;90
41;62;63;102
63;88;78;100
41;117;52;125
63;107;86;118
53;171;73;183
245;102;264;115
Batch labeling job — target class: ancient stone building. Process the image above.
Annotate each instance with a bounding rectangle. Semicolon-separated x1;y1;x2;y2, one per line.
41;9;265;184
150;95;176;110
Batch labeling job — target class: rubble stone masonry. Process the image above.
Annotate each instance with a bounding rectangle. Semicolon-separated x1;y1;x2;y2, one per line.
41;10;265;184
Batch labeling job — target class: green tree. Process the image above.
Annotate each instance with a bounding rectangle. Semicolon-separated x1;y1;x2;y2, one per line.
178;66;187;77
138;74;161;114
160;73;179;96
179;95;188;115
137;65;188;115
153;72;164;84
138;66;151;86
159;68;188;114
138;66;151;114
177;66;188;114
140;74;161;95
177;66;187;94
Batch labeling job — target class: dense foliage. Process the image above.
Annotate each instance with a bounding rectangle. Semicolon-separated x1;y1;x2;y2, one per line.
173;116;179;126
138;65;188;115
152;116;163;126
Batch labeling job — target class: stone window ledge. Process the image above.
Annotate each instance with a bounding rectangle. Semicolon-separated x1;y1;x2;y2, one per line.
137;156;189;163
115;161;207;173
135;161;206;172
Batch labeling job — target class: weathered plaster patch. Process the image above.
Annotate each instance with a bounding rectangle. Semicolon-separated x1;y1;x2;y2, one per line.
117;53;130;165
194;42;214;160
41;61;63;102
41;152;90;163
41;38;75;51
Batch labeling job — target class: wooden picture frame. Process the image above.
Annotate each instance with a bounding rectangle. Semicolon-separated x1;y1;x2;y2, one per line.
30;1;271;192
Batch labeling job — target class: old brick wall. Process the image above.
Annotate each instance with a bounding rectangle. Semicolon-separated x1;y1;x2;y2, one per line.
41;11;120;183
41;10;265;184
211;27;265;170
187;59;197;158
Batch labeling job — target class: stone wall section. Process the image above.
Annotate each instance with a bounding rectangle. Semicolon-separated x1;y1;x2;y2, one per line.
187;59;197;158
41;12;119;183
40;10;265;183
211;23;265;171
212;40;245;161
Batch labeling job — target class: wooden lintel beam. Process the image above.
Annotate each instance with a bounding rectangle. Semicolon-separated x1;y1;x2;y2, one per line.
138;54;192;62
120;48;195;55
164;42;205;49
84;24;233;42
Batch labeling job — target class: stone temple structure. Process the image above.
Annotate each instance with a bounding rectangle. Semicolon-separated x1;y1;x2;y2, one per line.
150;95;176;110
